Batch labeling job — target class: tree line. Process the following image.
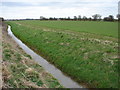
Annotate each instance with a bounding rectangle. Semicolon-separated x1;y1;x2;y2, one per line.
3;14;120;21
40;14;120;22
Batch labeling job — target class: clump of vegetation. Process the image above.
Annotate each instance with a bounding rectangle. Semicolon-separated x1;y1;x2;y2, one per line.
6;21;118;88
2;36;63;88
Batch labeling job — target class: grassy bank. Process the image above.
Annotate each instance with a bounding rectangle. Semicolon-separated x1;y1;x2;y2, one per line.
2;23;63;88
7;21;118;88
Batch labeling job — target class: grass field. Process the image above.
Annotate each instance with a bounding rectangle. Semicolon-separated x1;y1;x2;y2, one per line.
10;20;118;37
7;20;118;88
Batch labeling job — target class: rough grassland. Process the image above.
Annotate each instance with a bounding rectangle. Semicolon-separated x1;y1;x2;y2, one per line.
2;23;63;88
7;21;118;88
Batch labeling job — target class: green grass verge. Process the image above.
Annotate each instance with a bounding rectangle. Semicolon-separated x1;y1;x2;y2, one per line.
7;21;118;88
3;35;63;88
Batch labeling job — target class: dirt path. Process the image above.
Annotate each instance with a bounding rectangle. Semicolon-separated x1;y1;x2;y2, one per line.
2;22;63;88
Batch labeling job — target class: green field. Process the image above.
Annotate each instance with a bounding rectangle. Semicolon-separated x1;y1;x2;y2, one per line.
10;20;118;37
7;21;118;88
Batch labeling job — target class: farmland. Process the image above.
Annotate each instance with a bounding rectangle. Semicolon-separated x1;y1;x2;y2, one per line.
7;20;118;88
10;20;118;37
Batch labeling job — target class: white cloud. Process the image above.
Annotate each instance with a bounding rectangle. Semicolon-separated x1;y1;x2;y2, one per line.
1;0;119;19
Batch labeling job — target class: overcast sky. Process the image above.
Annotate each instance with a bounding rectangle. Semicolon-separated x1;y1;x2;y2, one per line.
0;0;119;19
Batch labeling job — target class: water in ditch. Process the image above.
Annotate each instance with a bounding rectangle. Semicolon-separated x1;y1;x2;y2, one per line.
7;25;85;88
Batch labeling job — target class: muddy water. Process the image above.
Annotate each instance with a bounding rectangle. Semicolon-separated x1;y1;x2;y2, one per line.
7;25;84;88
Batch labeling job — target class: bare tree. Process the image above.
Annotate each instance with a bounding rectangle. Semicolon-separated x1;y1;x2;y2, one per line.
92;14;101;21
40;16;46;20
78;15;81;20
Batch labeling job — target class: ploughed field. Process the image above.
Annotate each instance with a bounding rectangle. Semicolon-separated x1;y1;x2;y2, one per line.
7;20;118;88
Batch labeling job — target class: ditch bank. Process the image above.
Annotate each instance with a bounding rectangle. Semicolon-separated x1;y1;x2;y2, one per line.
7;25;86;88
2;23;63;88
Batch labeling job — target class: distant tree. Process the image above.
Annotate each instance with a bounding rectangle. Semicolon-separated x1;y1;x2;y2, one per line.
83;16;87;21
103;15;114;22
109;15;114;21
88;17;92;21
53;17;57;20
78;15;81;20
64;17;67;20
117;14;120;21
92;14;101;21
74;16;77;20
40;16;43;20
49;17;54;20
0;17;4;21
67;17;71;20
103;17;109;21
40;16;46;20
59;18;64;20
